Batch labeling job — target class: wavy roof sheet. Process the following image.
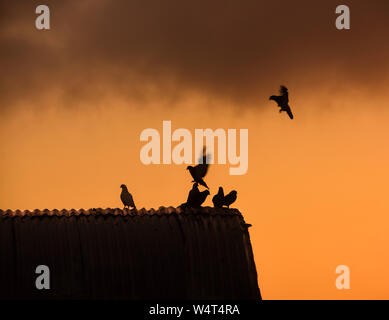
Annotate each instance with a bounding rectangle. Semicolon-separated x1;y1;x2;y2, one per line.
0;206;243;217
0;206;261;300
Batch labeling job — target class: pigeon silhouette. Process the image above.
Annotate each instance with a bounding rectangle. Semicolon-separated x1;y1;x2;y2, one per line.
183;182;200;208
223;190;237;208
120;184;136;209
194;189;210;208
212;186;225;208
180;183;210;208
269;85;294;119
187;146;210;189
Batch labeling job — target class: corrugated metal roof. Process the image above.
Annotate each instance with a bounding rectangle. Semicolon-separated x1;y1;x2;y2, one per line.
0;207;261;300
0;206;243;217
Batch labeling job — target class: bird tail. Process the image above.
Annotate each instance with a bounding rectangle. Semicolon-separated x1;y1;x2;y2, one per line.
286;108;294;119
201;180;209;189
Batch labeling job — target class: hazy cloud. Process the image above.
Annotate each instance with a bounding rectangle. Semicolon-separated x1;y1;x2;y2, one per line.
1;0;388;110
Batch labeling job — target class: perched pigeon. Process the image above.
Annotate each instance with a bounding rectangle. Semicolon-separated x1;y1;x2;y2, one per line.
180;183;210;208
185;182;200;208
120;184;136;209
194;190;210;208
269;85;294;119
212;186;225;208
223;190;237;208
187;147;210;189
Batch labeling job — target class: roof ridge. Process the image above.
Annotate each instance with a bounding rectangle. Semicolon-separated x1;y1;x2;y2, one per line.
0;206;242;217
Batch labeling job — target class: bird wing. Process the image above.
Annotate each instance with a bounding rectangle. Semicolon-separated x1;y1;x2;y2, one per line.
196;162;209;178
280;85;288;95
121;191;131;206
195;147;210;178
198;191;209;206
224;191;237;205
120;192;127;205
279;86;289;103
129;193;135;207
269;95;283;106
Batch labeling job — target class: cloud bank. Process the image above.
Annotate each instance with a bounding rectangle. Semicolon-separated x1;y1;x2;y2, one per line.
1;0;388;111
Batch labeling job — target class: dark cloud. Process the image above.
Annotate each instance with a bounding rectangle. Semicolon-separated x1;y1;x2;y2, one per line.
1;0;388;110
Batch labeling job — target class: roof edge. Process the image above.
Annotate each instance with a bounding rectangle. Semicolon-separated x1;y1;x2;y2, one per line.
0;206;242;217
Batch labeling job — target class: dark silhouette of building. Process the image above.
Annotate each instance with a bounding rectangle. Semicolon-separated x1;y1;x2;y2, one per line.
0;207;261;300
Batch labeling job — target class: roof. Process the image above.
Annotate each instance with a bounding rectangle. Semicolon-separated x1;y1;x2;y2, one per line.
0;206;244;217
0;206;261;300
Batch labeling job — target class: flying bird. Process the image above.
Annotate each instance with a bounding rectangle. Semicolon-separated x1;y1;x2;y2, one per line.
269;85;294;119
223;190;237;208
120;184;136;209
187;146;210;189
212;186;225;208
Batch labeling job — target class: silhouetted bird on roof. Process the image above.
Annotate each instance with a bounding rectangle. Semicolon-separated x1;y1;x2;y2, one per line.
223;190;237;208
212;187;225;208
120;184;136;210
194;189;210;208
181;182;200;208
269;85;294;119
187;147;210;189
180;182;210;209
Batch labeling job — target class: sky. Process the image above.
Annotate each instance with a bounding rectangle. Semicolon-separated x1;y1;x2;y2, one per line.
1;0;389;299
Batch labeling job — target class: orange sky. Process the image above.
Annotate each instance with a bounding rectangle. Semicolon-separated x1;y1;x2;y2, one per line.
1;94;389;299
1;0;389;299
